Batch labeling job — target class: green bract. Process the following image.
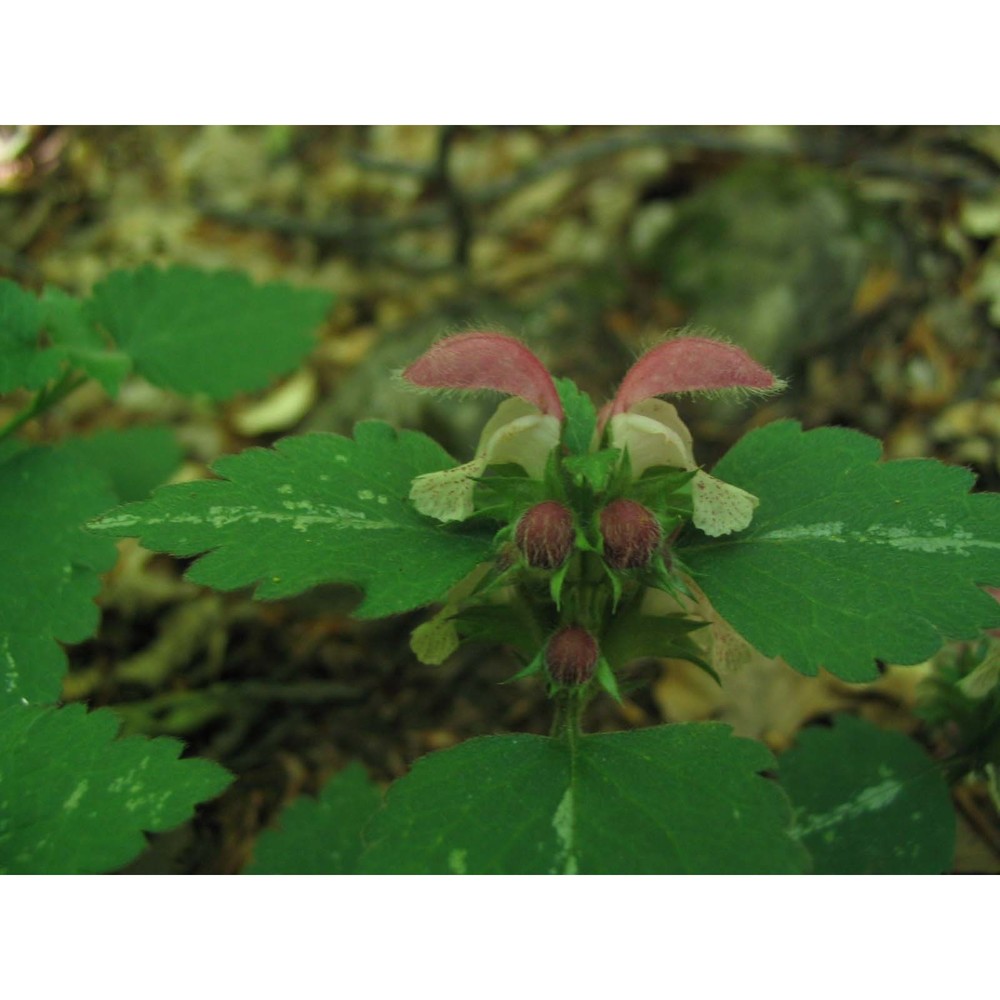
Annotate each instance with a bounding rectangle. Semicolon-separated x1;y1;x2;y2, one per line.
554;376;597;456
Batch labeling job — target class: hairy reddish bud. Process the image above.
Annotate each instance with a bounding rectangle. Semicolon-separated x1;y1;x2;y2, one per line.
600;498;661;569
515;501;574;569
545;626;599;686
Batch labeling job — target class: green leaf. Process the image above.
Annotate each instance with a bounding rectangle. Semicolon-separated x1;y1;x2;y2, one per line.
360;724;808;874
61;426;183;503
40;286;131;395
554;377;597;456
680;421;1000;681
453;603;541;659
563;449;621;493
629;466;696;515
0;703;231;874
0;446;118;707
87;265;332;400
0;278;62;393
245;764;382;874
602;609;716;681
595;656;622;701
89;422;496;618
779;715;955;874
474;470;547;521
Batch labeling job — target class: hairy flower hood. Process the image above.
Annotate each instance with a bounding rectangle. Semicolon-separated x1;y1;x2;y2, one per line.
602;336;785;537
402;331;784;535
404;332;564;418
402;333;563;522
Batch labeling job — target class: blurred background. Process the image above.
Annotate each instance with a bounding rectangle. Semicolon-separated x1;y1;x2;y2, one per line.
3;125;999;871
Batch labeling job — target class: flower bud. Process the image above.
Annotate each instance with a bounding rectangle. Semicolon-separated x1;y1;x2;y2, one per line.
545;626;599;686
600;498;661;569
515;501;574;569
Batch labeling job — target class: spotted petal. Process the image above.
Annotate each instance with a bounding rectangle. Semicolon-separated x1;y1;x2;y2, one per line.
691;471;759;537
410;457;488;523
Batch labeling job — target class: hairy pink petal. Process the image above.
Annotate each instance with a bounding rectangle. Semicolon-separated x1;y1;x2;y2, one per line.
403;332;564;418
610;337;782;415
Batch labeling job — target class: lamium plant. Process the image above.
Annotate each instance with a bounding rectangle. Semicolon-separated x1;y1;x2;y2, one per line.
4;263;999;874
86;330;1000;875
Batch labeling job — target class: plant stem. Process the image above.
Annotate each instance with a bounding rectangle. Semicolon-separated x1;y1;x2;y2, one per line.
0;370;88;444
550;690;584;746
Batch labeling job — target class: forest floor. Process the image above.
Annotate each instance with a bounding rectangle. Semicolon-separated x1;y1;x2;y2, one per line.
3;125;1000;872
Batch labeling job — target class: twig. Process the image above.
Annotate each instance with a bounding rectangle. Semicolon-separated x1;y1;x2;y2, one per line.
429;125;472;269
0;370;88;443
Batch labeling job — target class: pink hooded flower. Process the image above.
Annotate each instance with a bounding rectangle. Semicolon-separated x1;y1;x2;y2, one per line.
601;336;785;536
402;331;784;537
402;333;564;522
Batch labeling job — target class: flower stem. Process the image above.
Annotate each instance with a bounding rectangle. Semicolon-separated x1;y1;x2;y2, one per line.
0;370;88;444
550;689;585;746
